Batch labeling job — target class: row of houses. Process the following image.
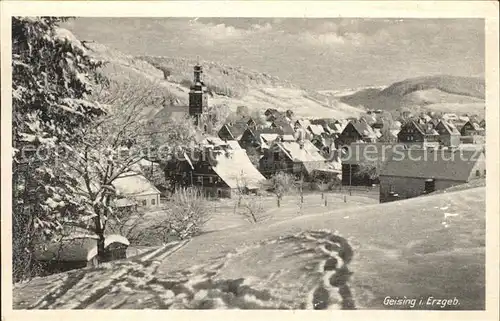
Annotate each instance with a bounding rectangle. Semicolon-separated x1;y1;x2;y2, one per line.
137;64;486;206
117;117;485;208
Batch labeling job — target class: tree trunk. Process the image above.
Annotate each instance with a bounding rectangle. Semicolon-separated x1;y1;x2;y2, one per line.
277;196;281;208
93;214;107;264
96;233;107;264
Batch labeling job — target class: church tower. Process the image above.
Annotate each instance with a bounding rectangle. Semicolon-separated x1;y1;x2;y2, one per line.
189;61;208;127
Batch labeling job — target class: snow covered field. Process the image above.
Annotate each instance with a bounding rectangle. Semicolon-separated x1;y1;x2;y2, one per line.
13;186;485;310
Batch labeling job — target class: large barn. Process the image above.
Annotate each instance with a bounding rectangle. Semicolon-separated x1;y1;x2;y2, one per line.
379;149;485;203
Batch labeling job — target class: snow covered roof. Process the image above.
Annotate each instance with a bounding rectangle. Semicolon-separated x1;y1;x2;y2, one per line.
203;136;228;146
439;120;461;135
112;172;161;197
331;123;343;133
390;129;401;137
380;149;484;181
260;133;279;143
226;140;242;150
282;134;296;141
347;121;378;139
139;159;159;167
295;119;311;128
308;124;325;136
210;149;266;189
277;140;326;164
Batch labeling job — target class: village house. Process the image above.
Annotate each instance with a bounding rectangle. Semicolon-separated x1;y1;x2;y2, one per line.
434;120;461;147
336;120;378;147
340;142;397;186
360;114;378;126
264;108;279;119
379;149;485;203
295;119;312;130
397;119;440;148
370;118;385;130
307;124;326;138
442;113;459;122
270;118;295;135
311;135;333;156
218;118;254;141
329;120;345;136
112;172;162;208
238;126;291;151
165;144;266;198
310;118;334;135
460;120;485;137
259;137;334;180
378;128;400;143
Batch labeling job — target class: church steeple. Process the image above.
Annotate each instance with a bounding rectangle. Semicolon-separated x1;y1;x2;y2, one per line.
189;58;208;127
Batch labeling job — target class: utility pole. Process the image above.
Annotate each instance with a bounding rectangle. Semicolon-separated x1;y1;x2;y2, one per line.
349;163;352;194
300;172;304;204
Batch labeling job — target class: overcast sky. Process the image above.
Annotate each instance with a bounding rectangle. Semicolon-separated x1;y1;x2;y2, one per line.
64;18;485;90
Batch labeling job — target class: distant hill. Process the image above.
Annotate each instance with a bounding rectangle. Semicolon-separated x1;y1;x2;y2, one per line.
76;33;363;120
335;75;485;117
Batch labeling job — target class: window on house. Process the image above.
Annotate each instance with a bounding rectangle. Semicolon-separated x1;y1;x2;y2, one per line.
142;200;147;206
151;198;156;205
476;170;481;177
208;176;214;183
197;176;202;183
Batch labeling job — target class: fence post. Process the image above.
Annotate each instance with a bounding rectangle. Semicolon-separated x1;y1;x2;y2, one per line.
344;195;347;203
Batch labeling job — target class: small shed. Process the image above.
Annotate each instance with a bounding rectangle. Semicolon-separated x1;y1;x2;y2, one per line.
35;233;130;275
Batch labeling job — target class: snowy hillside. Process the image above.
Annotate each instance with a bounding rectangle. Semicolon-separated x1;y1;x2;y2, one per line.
14;186;485;310
79;35;364;120
335;75;485;117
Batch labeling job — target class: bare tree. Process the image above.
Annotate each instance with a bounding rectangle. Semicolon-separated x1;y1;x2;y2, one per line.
355;160;379;184
240;195;266;223
66;80;200;262
267;172;296;207
146;187;211;241
234;170;251;210
317;178;330;200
